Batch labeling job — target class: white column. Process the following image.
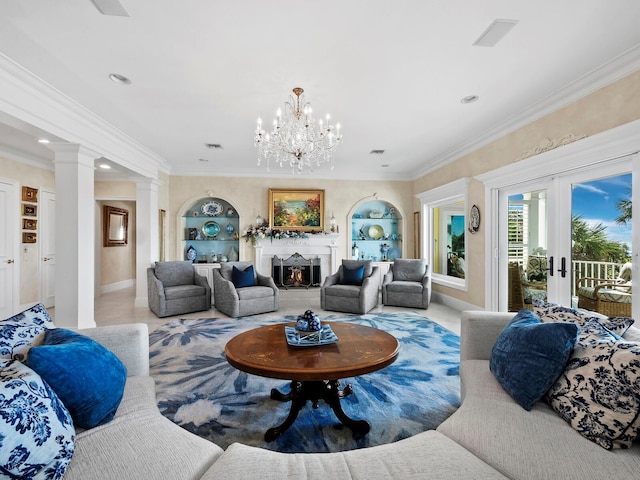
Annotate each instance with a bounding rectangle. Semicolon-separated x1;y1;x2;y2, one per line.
134;178;160;308
49;143;98;329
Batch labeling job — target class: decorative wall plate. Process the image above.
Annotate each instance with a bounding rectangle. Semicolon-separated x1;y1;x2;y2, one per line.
202;221;221;238
387;247;401;261
368;224;384;240
201;200;223;216
469;204;481;233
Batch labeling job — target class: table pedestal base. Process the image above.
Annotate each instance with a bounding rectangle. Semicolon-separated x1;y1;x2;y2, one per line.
265;380;370;442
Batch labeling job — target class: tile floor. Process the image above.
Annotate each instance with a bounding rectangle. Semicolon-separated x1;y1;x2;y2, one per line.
52;286;462;335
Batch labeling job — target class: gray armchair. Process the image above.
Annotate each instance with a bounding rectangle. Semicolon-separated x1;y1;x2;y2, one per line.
321;260;380;314
147;261;211;318
382;258;431;309
213;261;279;317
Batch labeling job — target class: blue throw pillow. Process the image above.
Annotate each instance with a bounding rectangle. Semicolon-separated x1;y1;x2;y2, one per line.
26;328;127;429
0;359;75;479
490;309;578;411
342;265;365;286
232;265;256;288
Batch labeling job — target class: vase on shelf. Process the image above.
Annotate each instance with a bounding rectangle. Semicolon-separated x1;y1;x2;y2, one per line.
228;246;238;262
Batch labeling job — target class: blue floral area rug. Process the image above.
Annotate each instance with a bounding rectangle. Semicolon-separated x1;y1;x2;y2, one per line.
149;312;460;453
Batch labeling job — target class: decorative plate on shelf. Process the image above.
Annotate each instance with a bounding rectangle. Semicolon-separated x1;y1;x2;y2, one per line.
468;204;481;233
202;221;221;238
186;245;197;262
387;247;401;261
201;200;223;216
368;224;384;240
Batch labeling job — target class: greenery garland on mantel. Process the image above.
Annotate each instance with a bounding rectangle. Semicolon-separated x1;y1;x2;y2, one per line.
242;224;330;246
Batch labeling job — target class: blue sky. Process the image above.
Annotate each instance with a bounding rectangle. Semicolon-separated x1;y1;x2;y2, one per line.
572;173;631;246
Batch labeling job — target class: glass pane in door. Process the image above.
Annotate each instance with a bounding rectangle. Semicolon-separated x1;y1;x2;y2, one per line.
507;190;548;312
572;173;632;316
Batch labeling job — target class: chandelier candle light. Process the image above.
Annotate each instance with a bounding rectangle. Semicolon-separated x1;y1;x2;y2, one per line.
254;87;342;174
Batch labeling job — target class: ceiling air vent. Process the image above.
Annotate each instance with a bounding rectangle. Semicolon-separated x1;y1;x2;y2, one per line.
205;143;223;149
370;149;385;155
473;19;518;47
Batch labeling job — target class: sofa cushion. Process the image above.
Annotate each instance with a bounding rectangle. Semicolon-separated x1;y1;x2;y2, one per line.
534;300;634;335
201;431;508;480
489;309;578;410
341;265;365;285
392;258;426;282
154;261;194;287
0;303;54;361
220;261;255;282
324;284;362;299
0;359;75;480
26;329;127;429
232;265;256;288
67;377;223;480
546;319;640;449
440;360;640;480
386;280;424;294
163;284;207;300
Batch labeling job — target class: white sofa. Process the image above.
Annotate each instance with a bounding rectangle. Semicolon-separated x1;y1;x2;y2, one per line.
67;313;640;479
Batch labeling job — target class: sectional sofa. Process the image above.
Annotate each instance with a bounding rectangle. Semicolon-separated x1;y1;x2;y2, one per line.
8;307;640;479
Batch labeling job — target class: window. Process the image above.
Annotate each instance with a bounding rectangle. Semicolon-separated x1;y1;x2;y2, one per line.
416;178;470;290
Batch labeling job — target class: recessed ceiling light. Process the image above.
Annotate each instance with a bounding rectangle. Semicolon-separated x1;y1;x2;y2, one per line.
99;164;111;169
370;149;385;155
381;164;389;168
205;143;223;149
460;95;479;104
37;138;50;144
109;73;131;85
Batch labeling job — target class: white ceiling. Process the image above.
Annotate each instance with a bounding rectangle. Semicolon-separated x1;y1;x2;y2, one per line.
0;0;639;180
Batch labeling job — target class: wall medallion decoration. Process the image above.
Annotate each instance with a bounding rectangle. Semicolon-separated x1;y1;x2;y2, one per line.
468;204;481;234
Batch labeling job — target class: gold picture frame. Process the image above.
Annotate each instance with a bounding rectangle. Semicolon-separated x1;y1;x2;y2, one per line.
103;205;129;247
22;232;37;243
22;203;37;217
22;186;38;202
22;218;37;230
269;189;325;231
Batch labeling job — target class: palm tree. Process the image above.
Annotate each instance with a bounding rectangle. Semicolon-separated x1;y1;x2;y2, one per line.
615;192;632;225
572;215;629;263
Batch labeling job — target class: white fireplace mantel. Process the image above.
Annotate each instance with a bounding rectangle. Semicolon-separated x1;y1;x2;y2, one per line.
254;234;339;280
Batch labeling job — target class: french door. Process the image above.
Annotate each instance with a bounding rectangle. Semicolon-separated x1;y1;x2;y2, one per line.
499;159;632;311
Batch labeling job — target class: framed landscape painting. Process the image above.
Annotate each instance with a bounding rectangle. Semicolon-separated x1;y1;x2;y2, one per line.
269;189;324;231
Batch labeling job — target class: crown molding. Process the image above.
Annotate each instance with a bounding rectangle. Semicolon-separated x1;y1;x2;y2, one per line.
412;44;640;179
0;53;170;179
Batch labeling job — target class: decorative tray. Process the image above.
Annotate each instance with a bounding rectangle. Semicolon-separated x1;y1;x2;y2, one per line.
285;325;339;347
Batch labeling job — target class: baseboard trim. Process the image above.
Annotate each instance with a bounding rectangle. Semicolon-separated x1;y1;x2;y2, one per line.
432;291;482;312
101;279;135;294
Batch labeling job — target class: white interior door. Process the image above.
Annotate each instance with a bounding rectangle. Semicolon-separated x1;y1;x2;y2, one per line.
0;180;17;318
40;189;56;308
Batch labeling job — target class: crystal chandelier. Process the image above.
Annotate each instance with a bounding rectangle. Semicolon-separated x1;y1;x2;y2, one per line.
254;87;342;174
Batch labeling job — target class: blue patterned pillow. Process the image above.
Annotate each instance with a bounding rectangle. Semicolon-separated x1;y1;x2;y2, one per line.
547;319;640;449
490;309;578;410
26;329;127;429
0;359;75;479
231;265;256;288
534;300;634;336
0;303;54;362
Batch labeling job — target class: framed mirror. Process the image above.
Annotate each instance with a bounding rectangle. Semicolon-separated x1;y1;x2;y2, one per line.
103;205;129;247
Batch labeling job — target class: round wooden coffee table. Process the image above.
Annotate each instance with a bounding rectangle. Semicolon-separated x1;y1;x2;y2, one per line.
225;321;399;441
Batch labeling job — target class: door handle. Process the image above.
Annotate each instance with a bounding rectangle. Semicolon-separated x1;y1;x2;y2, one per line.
43;257;52;262
6;259;14;264
547;256;554;277
558;257;567;278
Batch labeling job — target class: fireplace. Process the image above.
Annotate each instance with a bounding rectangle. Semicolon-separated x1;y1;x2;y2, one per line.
272;254;321;289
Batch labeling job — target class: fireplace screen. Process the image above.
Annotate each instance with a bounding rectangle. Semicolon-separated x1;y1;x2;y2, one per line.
272;253;321;289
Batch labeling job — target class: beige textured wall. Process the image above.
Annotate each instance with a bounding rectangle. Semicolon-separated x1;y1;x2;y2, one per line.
167;176;414;264
413;70;640;308
99;199;136;287
0;157;55;305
